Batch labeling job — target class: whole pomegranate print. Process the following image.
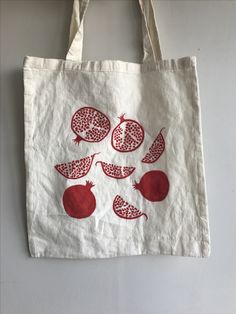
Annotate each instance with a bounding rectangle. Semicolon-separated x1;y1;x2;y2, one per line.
55;153;99;179
111;114;144;152
113;195;148;220
63;181;96;219
95;161;135;179
133;170;169;202
142;128;165;163
71;107;111;145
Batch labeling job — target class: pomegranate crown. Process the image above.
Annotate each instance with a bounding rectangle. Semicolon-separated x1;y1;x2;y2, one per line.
85;181;95;189
133;181;139;190
73;135;82;145
118;113;126;122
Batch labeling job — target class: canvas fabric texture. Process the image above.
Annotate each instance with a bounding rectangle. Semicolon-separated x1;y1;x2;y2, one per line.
23;0;210;258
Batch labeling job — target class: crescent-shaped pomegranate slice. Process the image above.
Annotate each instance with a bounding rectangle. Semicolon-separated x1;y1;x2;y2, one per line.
141;128;165;163
113;195;148;220
95;161;135;179
55;153;99;179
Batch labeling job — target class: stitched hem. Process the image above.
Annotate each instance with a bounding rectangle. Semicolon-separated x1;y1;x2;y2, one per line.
23;56;196;73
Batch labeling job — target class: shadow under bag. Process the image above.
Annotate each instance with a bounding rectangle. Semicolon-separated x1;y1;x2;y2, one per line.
23;0;210;258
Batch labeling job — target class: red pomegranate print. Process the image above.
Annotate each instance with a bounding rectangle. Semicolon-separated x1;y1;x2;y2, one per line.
142;128;165;163
111;114;144;152
95;161;135;179
71;107;111;145
113;195;148;220
63;181;96;219
133;170;169;202
55;153;99;179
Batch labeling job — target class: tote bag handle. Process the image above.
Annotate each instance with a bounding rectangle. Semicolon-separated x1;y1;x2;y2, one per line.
66;0;162;63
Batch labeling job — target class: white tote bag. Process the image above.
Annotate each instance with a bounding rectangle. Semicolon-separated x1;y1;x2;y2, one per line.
24;0;210;258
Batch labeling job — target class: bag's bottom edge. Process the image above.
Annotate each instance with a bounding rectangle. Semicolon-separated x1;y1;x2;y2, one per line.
28;248;211;260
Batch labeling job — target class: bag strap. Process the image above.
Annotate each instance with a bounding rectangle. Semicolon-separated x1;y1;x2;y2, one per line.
66;0;162;63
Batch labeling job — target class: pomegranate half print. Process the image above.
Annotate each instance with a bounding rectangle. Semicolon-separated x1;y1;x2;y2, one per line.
55;153;99;179
142;128;165;163
133;170;169;202
71;107;111;145
111;114;144;152
113;195;148;220
95;161;135;179
63;181;96;219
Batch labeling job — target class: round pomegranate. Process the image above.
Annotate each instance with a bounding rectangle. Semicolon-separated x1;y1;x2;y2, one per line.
71;107;111;145
133;170;169;202
111;114;144;152
63;181;96;219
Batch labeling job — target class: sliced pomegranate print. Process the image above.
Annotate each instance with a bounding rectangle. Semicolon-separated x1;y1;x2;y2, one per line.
111;114;144;152
113;195;148;220
133;170;169;202
63;181;96;219
95;161;135;179
142;128;165;163
71;107;111;145
55;153;99;179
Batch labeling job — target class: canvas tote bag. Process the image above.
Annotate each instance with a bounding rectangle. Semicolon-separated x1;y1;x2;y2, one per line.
23;0;210;258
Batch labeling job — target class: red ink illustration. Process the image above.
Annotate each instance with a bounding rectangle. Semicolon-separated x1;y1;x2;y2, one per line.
71;107;111;145
95;161;135;179
55;153;99;179
111;114;144;152
133;170;169;202
63;181;96;219
142;128;165;163
113;195;148;220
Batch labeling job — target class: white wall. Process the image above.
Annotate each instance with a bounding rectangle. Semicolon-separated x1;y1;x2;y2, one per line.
1;1;236;313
